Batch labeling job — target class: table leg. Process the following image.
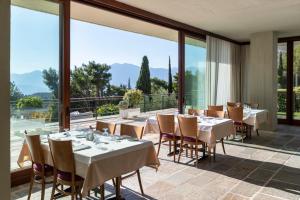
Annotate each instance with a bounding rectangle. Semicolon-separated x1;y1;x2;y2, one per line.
116;176;121;200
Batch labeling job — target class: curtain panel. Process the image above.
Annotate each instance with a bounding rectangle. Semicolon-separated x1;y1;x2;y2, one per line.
205;36;241;107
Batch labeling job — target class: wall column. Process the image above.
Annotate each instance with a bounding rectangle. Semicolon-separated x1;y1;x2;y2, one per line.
0;0;11;198
247;31;278;130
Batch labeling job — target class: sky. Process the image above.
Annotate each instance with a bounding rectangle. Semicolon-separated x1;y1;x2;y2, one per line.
10;5;179;74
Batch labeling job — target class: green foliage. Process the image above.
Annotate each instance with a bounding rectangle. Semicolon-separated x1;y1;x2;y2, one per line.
151;77;168;94
71;66;96;98
168;56;173;94
277;90;286;112
16;96;43;109
42;68;59;98
136;56;151;94
10;82;24;101
106;84;127;96
118;100;129;110
97;104;119;116
173;73;178;96
123;89;143;108
84;61;111;97
128;78;131;89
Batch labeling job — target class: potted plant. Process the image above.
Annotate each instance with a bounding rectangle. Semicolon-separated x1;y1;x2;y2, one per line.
119;89;142;118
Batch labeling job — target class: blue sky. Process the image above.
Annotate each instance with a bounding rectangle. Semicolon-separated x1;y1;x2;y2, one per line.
11;6;178;74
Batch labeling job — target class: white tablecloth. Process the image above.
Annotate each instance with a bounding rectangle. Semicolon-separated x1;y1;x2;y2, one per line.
243;109;268;130
145;115;235;149
18;131;159;197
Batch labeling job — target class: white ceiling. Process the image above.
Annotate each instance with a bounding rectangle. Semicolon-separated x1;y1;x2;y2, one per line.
117;0;300;42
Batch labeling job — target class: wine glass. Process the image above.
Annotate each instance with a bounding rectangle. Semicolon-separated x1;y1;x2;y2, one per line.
103;128;109;136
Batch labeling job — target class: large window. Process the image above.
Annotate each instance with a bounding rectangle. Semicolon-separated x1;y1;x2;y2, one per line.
69;2;179;126
184;36;206;111
10;1;61;170
277;39;300;124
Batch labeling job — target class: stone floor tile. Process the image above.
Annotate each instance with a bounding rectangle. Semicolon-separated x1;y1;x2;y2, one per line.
230;178;265;198
261;180;300;200
248;168;275;182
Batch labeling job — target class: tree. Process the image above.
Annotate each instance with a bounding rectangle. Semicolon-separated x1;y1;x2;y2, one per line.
16;96;43;109
84;61;111;97
42;68;59;98
151;77;168;94
71;66;95;98
173;72;178;96
136;56;151;95
168;56;173;94
128;77;131;89
278;52;286;89
106;84;127;96
10;82;24;101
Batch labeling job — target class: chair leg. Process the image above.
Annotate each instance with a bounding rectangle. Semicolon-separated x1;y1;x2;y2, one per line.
112;178;116;187
100;184;105;200
50;174;57;200
168;141;171;154
221;138;226;154
41;179;45;200
27;173;34;200
136;169;144;196
213;146;216;161
173;140;176;162
190;145;193;158
156;135;162;157
177;140;183;163
241;128;244;143
195;145;198;168
256;129;259;136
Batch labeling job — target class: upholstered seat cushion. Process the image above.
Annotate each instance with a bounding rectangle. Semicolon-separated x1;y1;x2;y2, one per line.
33;163;53;173
183;136;202;143
162;133;180;140
57;170;84;182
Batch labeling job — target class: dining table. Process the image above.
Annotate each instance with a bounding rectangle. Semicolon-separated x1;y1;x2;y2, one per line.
17;130;160;198
145;114;235;153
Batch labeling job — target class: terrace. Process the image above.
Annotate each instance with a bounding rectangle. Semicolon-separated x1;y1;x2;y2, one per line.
1;0;300;200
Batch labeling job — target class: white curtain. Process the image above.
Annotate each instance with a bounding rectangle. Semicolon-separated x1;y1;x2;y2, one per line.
205;36;241;107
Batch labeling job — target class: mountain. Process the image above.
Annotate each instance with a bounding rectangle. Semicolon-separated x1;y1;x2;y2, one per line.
110;63;178;87
11;70;50;95
11;63;178;95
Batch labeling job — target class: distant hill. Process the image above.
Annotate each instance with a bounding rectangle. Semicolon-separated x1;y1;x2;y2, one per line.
11;70;50;95
11;63;178;95
110;63;178;87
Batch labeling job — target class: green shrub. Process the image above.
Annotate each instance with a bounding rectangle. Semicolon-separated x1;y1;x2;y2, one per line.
16;96;43;109
123;89;143;108
97;104;119;116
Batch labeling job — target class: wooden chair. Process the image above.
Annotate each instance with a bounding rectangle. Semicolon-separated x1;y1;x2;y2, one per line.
227;102;242;107
208;105;223;111
119;124;145;195
188;108;205;116
227;106;248;142
120;123;144;139
206;110;225;118
177;115;205;167
156;114;180;162
25;132;53;200
205;111;226;154
48;139;86;200
93;121;117;134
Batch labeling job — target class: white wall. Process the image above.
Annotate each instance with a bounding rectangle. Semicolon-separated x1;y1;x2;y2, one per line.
245;31;278;130
0;0;11;198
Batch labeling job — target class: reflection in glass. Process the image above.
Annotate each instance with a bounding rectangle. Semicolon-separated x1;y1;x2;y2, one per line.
277;43;287;119
184;37;206;111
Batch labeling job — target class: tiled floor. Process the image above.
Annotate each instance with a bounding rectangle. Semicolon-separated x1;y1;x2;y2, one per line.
12;124;300;200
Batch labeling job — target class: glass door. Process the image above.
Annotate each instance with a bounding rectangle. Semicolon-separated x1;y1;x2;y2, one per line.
277;43;288;119
184;36;206;112
293;41;300;120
